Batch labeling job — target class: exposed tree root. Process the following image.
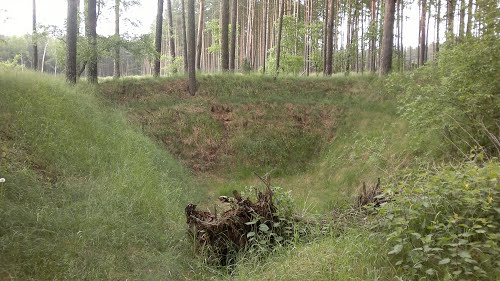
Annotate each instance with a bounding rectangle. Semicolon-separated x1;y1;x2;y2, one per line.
185;184;277;265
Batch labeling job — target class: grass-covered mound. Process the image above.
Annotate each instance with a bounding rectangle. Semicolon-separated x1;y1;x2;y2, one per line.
100;75;346;177
0;71;201;279
100;74;410;212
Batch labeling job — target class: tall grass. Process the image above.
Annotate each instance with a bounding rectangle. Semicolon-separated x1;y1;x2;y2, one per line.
98;74;413;279
228;228;397;281
100;75;406;210
0;70;202;279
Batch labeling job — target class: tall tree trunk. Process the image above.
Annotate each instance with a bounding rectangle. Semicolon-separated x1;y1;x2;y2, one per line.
166;0;176;68
88;0;98;83
154;0;164;77
114;0;121;78
323;0;328;74
465;0;473;36
345;0;352;74
354;2;360;72
377;0;383;71
446;0;456;41
361;3;365;73
307;0;313;75
188;0;197;95
196;0;205;70
425;3;430;62
325;0;335;75
400;0;405;70
32;0;38;71
221;0;230;70
41;41;48;72
418;0;427;66
379;0;396;75
181;0;188;72
459;0;466;39
275;0;285;78
66;0;78;83
396;0;400;69
230;0;238;71
436;0;441;53
369;0;376;72
262;0;268;73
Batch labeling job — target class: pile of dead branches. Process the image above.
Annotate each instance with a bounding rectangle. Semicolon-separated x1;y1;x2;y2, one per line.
185;184;280;264
356;178;391;208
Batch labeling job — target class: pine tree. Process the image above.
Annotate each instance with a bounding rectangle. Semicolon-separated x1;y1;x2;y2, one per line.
154;0;164;77
32;0;38;71
66;0;78;83
221;0;230;70
379;0;396;75
188;0;197;95
87;0;98;83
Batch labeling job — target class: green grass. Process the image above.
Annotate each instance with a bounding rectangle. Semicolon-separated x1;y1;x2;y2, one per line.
230;228;398;281
100;74;412;212
97;74;422;280
0;71;421;280
0;70;203;279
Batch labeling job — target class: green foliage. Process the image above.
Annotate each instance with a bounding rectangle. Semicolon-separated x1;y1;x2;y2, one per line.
206;19;221;53
242;186;297;257
0;54;21;69
379;160;500;280
264;16;324;75
0;70;201;279
388;37;500;157
229;228;397;281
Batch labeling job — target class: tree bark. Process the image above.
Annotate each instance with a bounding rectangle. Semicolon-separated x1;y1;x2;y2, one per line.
446;0;455;41
154;0;164;77
379;0;396;75
181;0;189;72
166;0;176;63
345;0;352;74
465;0;473;36
459;0;466;39
188;0;197;95
418;0;427;66
88;0;98;83
230;0;238;71
221;0;230;71
114;0;120;78
436;0;441;53
262;0;269;74
32;0;38;71
369;0;376;72
196;0;205;70
41;41;48;72
323;0;328;74
275;0;285;78
325;0;335;75
66;0;78;84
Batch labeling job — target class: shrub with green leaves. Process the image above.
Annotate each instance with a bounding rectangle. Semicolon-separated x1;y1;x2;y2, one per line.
242;186;297;256
387;37;500;156
379;160;500;279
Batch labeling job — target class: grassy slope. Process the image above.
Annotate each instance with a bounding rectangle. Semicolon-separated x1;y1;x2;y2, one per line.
100;74;411;212
0;71;203;279
0;72;412;280
100;74;410;280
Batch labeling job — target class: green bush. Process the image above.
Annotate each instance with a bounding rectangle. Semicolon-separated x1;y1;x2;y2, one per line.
387;37;500;157
379;160;500;280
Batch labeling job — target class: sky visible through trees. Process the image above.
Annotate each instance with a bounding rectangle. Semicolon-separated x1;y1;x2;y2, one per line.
0;0;491;78
2;0;440;47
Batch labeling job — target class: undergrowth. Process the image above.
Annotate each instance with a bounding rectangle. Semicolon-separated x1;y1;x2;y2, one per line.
0;70;202;279
379;159;499;280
